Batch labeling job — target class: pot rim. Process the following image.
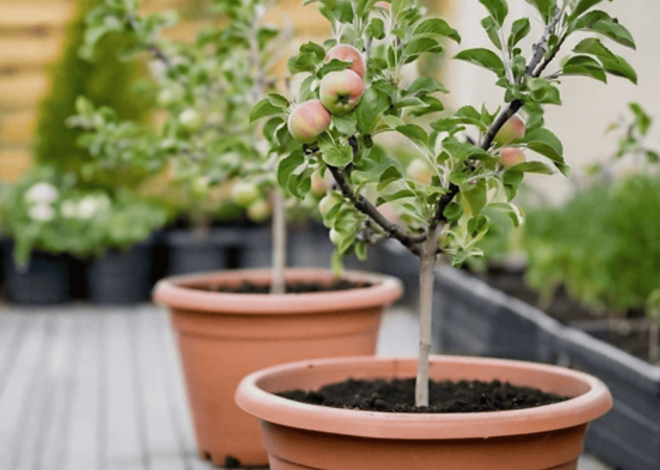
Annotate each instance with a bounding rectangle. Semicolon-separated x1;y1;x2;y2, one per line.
153;268;403;314
235;355;612;440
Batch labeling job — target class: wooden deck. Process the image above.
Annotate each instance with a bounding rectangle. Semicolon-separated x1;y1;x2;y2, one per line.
0;305;609;470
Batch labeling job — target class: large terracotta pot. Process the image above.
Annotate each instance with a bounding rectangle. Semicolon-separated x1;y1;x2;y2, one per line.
235;355;612;470
153;268;402;467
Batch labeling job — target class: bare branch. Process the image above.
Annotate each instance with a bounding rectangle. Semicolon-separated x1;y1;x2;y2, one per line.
525;7;563;76
326;165;425;254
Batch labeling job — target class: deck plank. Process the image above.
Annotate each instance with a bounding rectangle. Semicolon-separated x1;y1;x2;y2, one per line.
104;311;148;470
0;312;50;469
0;312;28;398
134;307;190;470
61;311;103;470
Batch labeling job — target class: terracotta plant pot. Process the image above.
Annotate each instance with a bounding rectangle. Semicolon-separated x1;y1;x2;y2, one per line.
235;355;612;470
153;268;402;467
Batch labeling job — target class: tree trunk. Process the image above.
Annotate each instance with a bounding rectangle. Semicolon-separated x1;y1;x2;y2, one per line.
415;228;438;407
270;189;286;295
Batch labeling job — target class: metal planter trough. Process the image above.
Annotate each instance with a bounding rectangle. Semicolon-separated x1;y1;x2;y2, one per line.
433;266;660;470
433;266;560;363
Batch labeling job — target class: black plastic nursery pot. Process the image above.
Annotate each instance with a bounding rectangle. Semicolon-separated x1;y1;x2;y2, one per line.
2;245;70;305
434;266;660;470
166;228;240;275
86;241;153;305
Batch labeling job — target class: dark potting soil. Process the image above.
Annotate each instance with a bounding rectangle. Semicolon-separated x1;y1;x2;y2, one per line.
471;265;658;363
194;278;371;294
279;377;569;413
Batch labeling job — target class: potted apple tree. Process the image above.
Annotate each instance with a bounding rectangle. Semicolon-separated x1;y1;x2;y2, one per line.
79;0;402;466
236;0;638;468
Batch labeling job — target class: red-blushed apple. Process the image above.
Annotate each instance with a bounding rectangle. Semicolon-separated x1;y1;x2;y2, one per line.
287;99;332;144
310;171;327;197
406;159;433;185
326;44;366;80
494;115;526;146
231;180;261;207
320;69;365;115
499;147;526;169
375;1;390;9
247;198;271;222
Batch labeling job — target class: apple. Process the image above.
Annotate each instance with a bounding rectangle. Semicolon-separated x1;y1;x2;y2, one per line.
499;147;526;169
320;69;365;115
310;171;328;197
319;192;343;218
231;180;261;207
493;115;526;146
178;108;203;132
326;44;366;80
287;100;332;144
329;228;344;246
375;1;390;10
247;199;271;223
406;159;433;185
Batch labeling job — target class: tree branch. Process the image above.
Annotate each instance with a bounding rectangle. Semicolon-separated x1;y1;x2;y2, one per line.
326;165;425;254
525;7;563;76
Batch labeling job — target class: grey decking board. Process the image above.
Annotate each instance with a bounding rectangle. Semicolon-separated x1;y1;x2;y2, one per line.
0;312;28;399
63;311;104;470
104;312;148;470
134;308;189;470
0;313;50;469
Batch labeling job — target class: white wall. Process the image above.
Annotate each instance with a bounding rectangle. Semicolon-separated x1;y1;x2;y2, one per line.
445;0;660;204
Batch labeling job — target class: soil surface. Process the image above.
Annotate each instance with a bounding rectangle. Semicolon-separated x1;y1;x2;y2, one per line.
194;279;371;294
471;266;658;363
279;377;569;413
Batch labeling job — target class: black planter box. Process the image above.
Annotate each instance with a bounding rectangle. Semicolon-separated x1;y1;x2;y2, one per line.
86;242;152;305
166;228;240;275
556;327;660;470
2;248;70;305
434;266;561;362
434;266;660;470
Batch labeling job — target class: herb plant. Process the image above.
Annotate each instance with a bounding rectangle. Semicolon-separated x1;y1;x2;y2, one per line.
250;0;637;405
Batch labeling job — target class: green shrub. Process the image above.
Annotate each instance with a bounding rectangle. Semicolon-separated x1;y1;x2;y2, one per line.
34;0;152;187
523;174;660;314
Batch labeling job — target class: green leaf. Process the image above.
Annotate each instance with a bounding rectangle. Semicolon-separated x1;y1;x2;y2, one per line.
267;93;290;108
370;18;386;40
376;189;416;206
454;48;505;76
510;161;555;174
250;98;285;123
523;128;564;164
462;179;487;216
479;0;508;27
569;0;608;21
318;58;352;77
413;18;461;43
333;112;358;135
562;55;607;83
574;11;635;49
488;202;525;227
574;38;637;83
481;16;502;50
396;124;429;146
467;214;489;237
377;165;403;191
524;0;556;23
508;18;531;49
629;102;652;136
443;201;463;222
300;41;326;60
527;78;562;105
406;77;447;95
287;52;319;74
356;87;390;134
322;144;353;167
403;37;443;57
277;151;305;188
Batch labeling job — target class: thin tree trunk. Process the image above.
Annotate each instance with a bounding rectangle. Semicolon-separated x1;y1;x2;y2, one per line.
270;189;286;295
415;228;438;407
649;317;659;364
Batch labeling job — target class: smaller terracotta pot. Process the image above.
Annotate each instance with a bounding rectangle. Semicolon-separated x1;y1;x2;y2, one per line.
235;356;612;470
153;268;402;467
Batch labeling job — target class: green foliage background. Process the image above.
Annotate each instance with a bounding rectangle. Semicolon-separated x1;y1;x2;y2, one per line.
34;0;152;186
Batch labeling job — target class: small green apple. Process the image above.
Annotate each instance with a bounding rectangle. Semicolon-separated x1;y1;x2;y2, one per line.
499;147;526;168
493;115;526;146
231;181;261;208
